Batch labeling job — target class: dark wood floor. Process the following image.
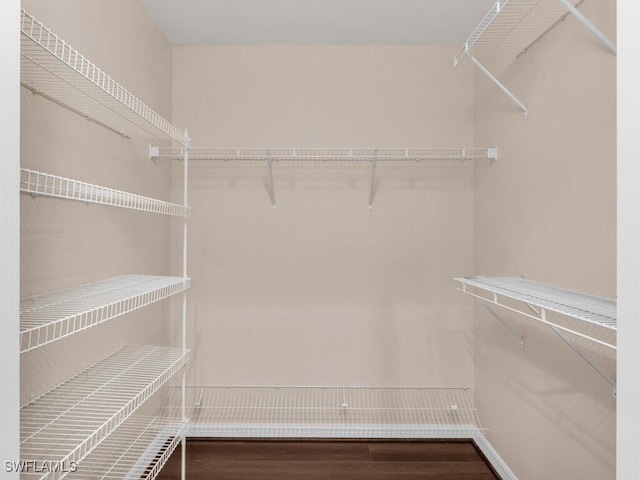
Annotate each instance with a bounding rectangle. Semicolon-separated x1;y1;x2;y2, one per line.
157;439;501;479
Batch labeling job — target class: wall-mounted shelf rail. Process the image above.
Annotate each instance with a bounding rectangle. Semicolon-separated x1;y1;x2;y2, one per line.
20;345;189;480
162;385;484;439
150;146;498;162
454;0;616;117
455;276;616;393
20;275;190;353
20;8;188;145
21;169;190;217
63;416;186;480
150;146;496;209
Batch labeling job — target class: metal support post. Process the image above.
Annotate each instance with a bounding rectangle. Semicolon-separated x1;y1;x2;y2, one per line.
469;55;528;118
557;0;616;55
368;150;378;210
181;130;190;480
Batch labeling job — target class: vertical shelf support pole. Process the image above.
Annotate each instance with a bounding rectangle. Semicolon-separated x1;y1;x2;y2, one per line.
181;130;190;480
266;153;276;209
557;0;616;55
368;149;378;210
469;55;528;118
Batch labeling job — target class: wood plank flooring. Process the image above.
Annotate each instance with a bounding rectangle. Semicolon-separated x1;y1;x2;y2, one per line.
157;439;501;479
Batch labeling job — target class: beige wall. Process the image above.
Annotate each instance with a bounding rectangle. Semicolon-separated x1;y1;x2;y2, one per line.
20;0;176;404
172;46;478;387
473;0;616;479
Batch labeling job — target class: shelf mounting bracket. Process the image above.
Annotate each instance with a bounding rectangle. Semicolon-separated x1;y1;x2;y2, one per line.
469;55;528;119
368;149;378;210
481;302;525;348
266;152;276;209
148;144;159;159
557;0;616;55
524;303;616;396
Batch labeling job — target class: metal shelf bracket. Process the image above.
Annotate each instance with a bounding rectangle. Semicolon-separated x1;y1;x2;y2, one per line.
149;144;160;159
525;303;617;396
557;0;616;55
469;55;528;119
266;152;276;209
368;149;378;210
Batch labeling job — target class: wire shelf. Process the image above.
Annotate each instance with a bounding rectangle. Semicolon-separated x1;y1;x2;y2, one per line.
151;147;497;163
20;275;190;353
20;9;188;146
20;169;190;217
20;345;189;480
61;416;186;480
454;0;573;65
162;386;484;439
455;276;616;349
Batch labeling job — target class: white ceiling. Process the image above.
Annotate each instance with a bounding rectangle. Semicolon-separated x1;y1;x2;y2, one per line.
139;0;496;46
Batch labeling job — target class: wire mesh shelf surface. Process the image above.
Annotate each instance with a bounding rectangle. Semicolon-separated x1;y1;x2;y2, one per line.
20;345;189;480
456;275;616;350
20;275;190;353
60;416;186;480
152;147;497;162
20;169;190;217
20;9;188;145
456;276;616;328
162;386;483;439
454;0;574;64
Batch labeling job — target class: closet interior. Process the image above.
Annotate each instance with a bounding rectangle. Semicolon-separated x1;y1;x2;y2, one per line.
13;0;617;479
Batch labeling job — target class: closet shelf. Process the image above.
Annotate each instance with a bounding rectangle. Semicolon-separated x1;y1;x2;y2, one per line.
21;169;190;217
150;146;498;162
20;345;189;480
454;0;615;118
162;385;484;439
63;416;186;480
454;0;574;65
20;9;188;146
455;276;616;348
20;275;190;353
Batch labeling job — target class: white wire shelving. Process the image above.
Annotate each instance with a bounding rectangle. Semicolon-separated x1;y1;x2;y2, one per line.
162;385;484;439
20;8;188;145
20;169;190;217
149;146;496;210
455;275;617;393
454;0;616;117
20;275;190;353
150;146;498;162
20;345;189;480
61;416;186;480
455;276;616;340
